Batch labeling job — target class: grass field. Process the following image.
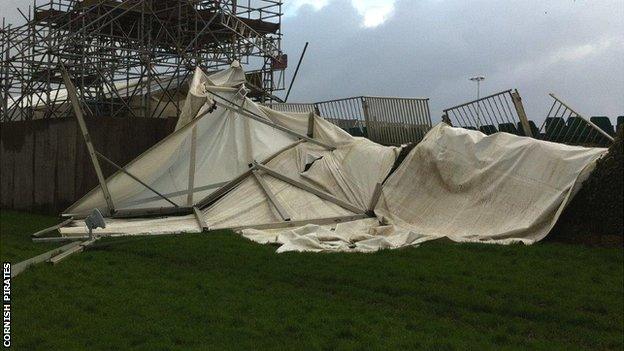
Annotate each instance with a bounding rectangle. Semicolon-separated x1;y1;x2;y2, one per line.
1;210;623;350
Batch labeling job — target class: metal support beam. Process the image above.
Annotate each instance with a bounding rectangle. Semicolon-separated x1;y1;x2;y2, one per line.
210;90;335;150
187;126;198;206
31;217;74;237
195;140;304;209
252;162;366;215
60;64;115;215
95;151;180;208
252;170;291;221
367;183;383;214
222;214;370;232
285;41;309;102
193;206;208;232
48;239;97;265
112;206;193;219
510;90;533;138
307;112;315;138
11;241;83;277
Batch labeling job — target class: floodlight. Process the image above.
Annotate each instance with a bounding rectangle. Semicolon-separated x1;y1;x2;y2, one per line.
85;208;106;240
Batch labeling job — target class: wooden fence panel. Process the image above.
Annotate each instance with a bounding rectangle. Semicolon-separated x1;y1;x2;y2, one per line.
0;117;176;214
55;120;77;211
11;124;34;211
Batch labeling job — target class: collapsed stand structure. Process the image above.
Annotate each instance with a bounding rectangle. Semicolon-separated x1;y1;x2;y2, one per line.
1;0;286;121
17;62;607;276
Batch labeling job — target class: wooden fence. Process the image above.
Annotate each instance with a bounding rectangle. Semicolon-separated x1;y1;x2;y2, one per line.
0;117;176;214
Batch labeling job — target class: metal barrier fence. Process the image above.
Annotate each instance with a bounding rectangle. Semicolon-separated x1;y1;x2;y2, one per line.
538;94;614;146
442;89;534;137
442;89;615;147
269;103;317;114
269;96;432;145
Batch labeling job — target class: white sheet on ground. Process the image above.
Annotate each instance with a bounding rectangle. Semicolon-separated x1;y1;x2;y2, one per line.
240;124;606;252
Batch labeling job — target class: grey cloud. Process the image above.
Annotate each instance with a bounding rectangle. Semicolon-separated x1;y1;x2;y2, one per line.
281;0;624;121
3;0;623;121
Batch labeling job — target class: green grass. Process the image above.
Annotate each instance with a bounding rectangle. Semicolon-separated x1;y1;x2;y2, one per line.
0;210;67;262
1;211;623;350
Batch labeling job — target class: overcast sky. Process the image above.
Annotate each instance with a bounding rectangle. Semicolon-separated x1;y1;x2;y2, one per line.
2;0;623;121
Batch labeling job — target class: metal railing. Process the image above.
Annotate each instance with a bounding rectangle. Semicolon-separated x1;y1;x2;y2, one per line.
269;96;432;145
443;89;615;147
538;93;614;146
442;89;534;137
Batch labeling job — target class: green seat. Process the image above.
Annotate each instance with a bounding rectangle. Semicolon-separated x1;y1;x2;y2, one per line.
346;127;365;137
498;123;518;135
587;116;616;146
464;126;477;130
516;121;540;138
545;117;567;142
479;125;498;135
566;117;591;144
590;116;614;136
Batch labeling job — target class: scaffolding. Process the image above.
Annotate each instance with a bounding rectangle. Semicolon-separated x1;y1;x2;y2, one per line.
1;0;286;121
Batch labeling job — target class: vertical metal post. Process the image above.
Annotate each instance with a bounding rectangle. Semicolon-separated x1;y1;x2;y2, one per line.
186;126;198;205
510;89;533;138
307;111;315;138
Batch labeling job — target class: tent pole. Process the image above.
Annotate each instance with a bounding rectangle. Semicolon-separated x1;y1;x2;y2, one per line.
48;239;98;264
209;91;335;150
60;64;115;215
194;140;303;209
307;112;315;138
186;126;198;205
62;104;213;217
31;217;74;237
252;162;366;215
192;206;208;232
252;170;291;221
95;151;180;208
284;41;309;102
11;241;83;277
220;214;370;232
112;206;193;219
367;183;383;215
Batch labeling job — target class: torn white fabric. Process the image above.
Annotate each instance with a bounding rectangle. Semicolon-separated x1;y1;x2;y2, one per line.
241;123;606;252
373;123;606;245
61;64;398;238
241;218;428;253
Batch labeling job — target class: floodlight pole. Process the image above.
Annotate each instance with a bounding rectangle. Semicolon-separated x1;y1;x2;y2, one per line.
470;76;485;126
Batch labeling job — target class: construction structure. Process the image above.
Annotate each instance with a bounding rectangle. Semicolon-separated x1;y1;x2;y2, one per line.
1;0;287;121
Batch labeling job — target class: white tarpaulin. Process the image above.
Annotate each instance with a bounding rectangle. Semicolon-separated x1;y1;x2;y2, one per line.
239;124;607;252
65;63;307;215
60;63;399;237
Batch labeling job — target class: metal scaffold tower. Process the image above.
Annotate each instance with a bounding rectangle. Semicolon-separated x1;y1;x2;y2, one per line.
1;0;286;121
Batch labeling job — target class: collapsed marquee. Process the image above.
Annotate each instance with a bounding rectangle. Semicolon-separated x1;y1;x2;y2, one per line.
52;63;606;253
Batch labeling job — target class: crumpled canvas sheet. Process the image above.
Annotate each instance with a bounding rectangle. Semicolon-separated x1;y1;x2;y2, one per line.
242;218;432;253
60;63;399;237
60;136;399;237
240;123;607;252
